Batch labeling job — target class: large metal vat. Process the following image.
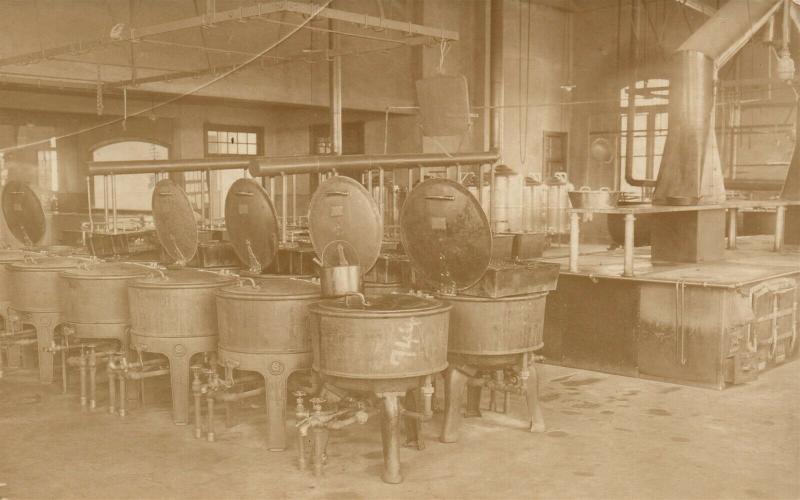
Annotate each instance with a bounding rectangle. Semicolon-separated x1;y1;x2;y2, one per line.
128;269;234;339
311;294;450;384
0;249;27;320
61;262;149;342
305;175;449;484
122;179;237;425
7;255;80;384
400;178;557;443
216;276;321;450
442;292;546;356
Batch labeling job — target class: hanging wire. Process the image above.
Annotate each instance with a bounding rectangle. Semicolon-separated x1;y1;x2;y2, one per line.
0;0;334;154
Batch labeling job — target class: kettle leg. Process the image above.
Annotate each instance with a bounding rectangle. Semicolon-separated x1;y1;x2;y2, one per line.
440;366;468;444
265;371;289;451
379;392;403;484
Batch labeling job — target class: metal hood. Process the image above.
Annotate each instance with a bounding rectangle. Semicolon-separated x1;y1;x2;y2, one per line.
653;0;784;205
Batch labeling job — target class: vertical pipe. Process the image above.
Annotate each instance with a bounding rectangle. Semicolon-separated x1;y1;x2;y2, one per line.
111;175;118;234
269;176;276;199
379;168;385;218
86;177;94;232
774;205;786;251
292;174;297;228
118;375;127;417
329;18;342;156
489;0;504;155
88;348;97;410
206;169;213;224
623;213;635;276
727;208;738;249
281;174;288;244
107;368;116;415
79;351;88;407
624;0;640;193
569;212;580;272
103;176;109;231
199;171;206;225
207;396;215;442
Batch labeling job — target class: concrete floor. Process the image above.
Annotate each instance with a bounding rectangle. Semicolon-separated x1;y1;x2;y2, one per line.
1;361;798;500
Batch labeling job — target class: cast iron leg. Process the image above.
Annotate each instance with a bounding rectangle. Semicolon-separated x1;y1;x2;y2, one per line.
379;393;403;484
167;354;192;425
33;318;55;384
525;360;546;433
265;372;289;451
440;366;468;444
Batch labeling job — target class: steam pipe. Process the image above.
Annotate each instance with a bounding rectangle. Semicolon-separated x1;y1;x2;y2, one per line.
490;0;503;156
88;158;250;176
248;151;500;177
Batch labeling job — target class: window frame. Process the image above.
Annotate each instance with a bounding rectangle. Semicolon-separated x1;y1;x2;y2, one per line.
204;123;263;157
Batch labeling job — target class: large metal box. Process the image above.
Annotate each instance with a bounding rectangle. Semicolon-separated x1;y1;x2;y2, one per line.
650;209;725;263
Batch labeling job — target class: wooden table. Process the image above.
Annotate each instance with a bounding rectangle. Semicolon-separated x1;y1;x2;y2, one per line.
568;200;800;277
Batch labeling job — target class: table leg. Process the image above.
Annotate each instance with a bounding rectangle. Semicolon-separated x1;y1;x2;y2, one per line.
727;208;738;250
774;206;786;251
569;212;580;273
623;213;635;277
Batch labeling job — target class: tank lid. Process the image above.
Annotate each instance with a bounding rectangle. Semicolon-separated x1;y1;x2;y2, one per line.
9;256;81;271
218;276;321;298
311;292;445;314
1;181;46;246
151;179;199;265
62;261;150;278
132;268;237;287
399;178;492;292
223;178;279;273
308;176;382;275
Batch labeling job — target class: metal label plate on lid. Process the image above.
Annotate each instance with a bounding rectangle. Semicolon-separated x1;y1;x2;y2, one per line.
224;178;279;271
1;181;46;245
399;178;492;291
308;176;382;274
151;179;199;265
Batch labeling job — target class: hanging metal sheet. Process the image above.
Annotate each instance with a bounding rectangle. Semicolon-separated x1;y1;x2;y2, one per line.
151;179;198;265
224;178;279;272
308;175;382;273
399;178;492;292
1;181;46;245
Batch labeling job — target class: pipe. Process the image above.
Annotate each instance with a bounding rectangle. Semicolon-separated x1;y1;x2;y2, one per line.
329;18;342;157
124;368;170;380
249;151;500;177
490;0;504;155
624;0;653;188
213;386;265;403
88;158;249;176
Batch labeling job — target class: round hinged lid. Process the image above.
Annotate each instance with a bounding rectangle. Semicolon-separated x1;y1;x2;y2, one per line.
399;178;492;291
224;178;279;272
1;181;46;245
132;268;237;288
308;176;382;274
219;276;321;299
310;293;447;315
62;261;150;279
151;179;198;265
9;256;80;271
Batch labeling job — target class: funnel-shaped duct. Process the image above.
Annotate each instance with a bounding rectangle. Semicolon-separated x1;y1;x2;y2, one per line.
654;0;783;206
653;51;726;205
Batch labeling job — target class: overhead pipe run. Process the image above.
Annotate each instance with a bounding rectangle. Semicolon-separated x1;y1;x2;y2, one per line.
248;151;501;177
88;158;249;176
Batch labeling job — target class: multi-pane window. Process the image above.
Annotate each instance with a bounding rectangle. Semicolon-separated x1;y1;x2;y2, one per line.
205;125;261;156
619;79;669;193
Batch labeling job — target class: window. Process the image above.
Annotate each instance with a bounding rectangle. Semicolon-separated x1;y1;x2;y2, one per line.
205;124;262;156
92;141;169;211
543;132;568;179
619;79;669;193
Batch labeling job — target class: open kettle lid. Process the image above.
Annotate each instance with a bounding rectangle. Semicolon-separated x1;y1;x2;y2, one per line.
307;175;383;274
151;179;199;265
399;178;492;292
224;178;279;272
1;181;47;246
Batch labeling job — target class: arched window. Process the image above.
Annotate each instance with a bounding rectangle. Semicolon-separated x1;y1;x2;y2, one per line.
619;78;669;193
92;140;168;211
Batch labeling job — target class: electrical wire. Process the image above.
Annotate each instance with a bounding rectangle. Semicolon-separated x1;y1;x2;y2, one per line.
0;0;333;155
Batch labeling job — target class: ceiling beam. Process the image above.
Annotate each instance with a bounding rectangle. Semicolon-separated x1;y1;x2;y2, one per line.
674;0;717;17
0;1;457;69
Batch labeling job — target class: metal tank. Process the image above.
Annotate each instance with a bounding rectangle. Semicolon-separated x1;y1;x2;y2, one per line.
400;178;558;443
123;179;237;425
7;255;80;384
197;178;321;450
0;249;27;324
305;175;450;484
